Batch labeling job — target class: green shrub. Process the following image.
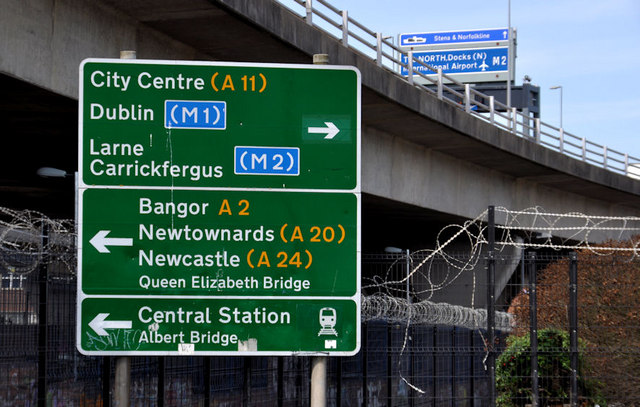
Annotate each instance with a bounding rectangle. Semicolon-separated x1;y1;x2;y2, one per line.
496;328;604;407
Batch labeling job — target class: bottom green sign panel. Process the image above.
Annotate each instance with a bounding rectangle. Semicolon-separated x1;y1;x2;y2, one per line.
78;297;359;355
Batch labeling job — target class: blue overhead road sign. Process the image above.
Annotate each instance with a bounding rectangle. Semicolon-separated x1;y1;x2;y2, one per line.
401;47;508;77
400;28;509;48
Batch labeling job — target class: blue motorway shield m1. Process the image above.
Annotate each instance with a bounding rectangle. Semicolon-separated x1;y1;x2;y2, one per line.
165;100;226;130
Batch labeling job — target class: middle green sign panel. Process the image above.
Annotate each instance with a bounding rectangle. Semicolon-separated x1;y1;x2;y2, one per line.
81;188;358;297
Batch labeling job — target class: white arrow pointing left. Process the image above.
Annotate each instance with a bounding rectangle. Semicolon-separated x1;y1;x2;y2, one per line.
90;230;133;253
89;313;132;336
308;122;340;140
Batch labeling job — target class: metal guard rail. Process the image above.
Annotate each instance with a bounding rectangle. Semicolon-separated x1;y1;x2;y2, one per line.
279;0;640;178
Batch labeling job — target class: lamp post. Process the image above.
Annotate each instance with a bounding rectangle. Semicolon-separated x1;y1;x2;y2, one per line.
507;0;512;107
550;85;563;128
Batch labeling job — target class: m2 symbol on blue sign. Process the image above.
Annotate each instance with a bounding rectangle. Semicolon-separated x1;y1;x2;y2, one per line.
164;100;226;130
234;146;300;176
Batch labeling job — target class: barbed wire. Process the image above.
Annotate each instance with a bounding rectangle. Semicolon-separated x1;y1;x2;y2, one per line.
0;206;76;274
361;294;513;331
365;206;640;309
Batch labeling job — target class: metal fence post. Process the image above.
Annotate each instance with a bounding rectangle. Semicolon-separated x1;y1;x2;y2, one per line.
528;253;539;407
337;356;342;407
243;357;251;405
102;357;111;406
407;50;413;85
487;206;496;406
625;153;630;175
311;357;327;407
115;357;131;407
569;253;579;407
403;257;413;402
464;84;471;113
523;107;531;138
408;324;414;407
158;357;165;407
511;107;518;134
277;357;283;407
451;327;456;405
405;249;411;303
437;68;443;99
535;118;541;144
431;327;437;404
387;324;393;407
362;324;368;407
204;357;211;407
470;329;475;406
489;96;495;124
305;0;312;25
341;10;348;46
376;33;382;67
38;223;49;407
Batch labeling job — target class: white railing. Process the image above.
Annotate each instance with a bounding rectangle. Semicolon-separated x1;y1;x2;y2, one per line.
279;0;640;178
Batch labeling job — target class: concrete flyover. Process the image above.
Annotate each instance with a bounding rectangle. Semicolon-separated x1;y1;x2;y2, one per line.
2;0;640;248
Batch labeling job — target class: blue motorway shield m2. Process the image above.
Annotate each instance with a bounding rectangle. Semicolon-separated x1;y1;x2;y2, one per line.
165;100;226;130
235;146;300;176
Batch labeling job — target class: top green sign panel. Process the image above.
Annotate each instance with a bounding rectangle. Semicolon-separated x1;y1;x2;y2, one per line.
79;59;360;190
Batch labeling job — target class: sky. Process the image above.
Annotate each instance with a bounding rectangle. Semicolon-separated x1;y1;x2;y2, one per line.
289;0;640;161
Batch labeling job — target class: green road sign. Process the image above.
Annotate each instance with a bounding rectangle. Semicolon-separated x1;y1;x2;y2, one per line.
77;59;360;356
79;59;359;190
80;188;358;297
80;297;357;355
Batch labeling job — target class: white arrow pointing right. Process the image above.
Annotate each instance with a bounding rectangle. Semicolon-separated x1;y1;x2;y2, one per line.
308;122;340;140
89;313;132;336
90;230;133;253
